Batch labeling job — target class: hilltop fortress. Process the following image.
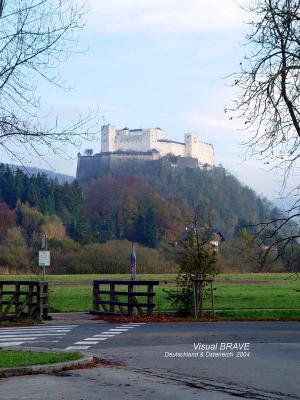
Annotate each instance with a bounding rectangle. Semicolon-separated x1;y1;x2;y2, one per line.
76;124;214;180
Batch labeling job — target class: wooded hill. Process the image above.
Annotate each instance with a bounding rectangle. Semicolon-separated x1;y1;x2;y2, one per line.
0;162;290;274
79;161;279;244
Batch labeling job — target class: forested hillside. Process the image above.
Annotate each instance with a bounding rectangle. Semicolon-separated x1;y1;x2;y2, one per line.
0;162;290;274
80;161;279;242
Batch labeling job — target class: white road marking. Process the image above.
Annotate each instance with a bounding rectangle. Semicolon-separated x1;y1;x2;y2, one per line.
0;325;77;348
0;330;70;334
0;337;37;341
75;341;99;345
41;325;78;328
93;334;114;337
64;323;145;350
0;326;76;331
116;326;135;328
108;329;128;332
0;342;24;346
65;346;90;350
0;334;65;337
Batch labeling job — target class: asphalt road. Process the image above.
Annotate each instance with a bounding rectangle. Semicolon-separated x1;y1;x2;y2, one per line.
1;318;300;400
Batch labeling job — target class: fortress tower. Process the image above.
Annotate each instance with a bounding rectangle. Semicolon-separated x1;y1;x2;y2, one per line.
101;124;117;152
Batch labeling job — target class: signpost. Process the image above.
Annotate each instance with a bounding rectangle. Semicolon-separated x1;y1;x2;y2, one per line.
39;235;50;280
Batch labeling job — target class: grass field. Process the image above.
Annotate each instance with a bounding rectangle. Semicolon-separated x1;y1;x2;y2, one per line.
0;350;81;368
0;273;299;319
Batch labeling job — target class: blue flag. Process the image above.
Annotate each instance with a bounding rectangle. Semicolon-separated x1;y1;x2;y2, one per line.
130;243;136;280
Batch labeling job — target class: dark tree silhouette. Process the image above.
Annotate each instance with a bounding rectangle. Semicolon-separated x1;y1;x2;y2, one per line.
0;0;96;164
230;0;300;272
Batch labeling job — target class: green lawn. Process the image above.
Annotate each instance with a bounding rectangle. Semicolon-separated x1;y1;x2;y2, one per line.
0;273;299;319
0;350;81;368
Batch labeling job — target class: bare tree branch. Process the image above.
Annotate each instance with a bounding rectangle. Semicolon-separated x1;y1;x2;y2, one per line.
230;0;300;272
0;0;98;164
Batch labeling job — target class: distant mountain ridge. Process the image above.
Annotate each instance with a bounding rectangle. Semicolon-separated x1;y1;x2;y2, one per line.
9;164;75;184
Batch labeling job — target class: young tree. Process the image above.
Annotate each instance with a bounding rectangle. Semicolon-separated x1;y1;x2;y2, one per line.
230;0;300;269
0;0;96;163
167;212;218;317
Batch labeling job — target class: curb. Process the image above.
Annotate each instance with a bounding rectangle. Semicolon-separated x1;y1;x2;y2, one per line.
0;347;93;378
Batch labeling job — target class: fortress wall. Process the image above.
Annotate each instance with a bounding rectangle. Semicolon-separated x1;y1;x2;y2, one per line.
154;141;185;157
196;142;214;166
177;157;199;169
76;154;111;180
115;134;150;152
76;152;161;181
109;152;160;162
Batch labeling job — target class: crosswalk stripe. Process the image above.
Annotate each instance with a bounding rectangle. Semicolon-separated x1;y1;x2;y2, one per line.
0;334;65;337
116;326;135;328
0;342;24;347
0;330;70;334
0;325;76;330
93;334;114;337
41;325;78;328
109;328;128;331
65;346;90;350
75;341;98;345
0;337;37;341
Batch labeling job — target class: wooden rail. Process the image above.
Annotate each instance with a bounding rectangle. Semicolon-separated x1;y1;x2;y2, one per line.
0;281;48;320
92;280;159;317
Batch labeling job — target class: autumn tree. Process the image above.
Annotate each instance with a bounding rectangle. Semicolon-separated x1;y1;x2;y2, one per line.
0;202;16;240
0;227;29;272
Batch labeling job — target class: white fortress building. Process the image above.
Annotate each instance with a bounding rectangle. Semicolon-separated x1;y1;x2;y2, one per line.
101;124;214;167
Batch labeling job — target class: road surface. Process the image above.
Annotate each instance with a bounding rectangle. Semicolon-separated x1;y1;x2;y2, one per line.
0;316;299;400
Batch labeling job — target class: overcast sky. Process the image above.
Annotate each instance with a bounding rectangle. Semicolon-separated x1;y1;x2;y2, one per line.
0;0;294;200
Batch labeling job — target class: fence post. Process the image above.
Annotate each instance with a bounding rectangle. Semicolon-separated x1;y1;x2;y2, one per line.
42;282;49;320
28;283;33;317
93;282;99;312
110;283;115;313
147;284;153;316
128;282;133;316
15;282;20;317
36;282;41;319
0;282;3;317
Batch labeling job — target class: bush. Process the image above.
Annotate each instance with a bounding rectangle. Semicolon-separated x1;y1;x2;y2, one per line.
50;240;177;274
0;227;30;272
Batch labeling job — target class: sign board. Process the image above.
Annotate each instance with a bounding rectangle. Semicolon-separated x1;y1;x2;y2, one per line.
39;250;50;267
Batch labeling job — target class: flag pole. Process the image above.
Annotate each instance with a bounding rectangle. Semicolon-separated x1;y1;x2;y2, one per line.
130;242;137;316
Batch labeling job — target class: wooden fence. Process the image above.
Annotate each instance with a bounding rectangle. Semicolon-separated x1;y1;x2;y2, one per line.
92;280;159;316
0;281;48;320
